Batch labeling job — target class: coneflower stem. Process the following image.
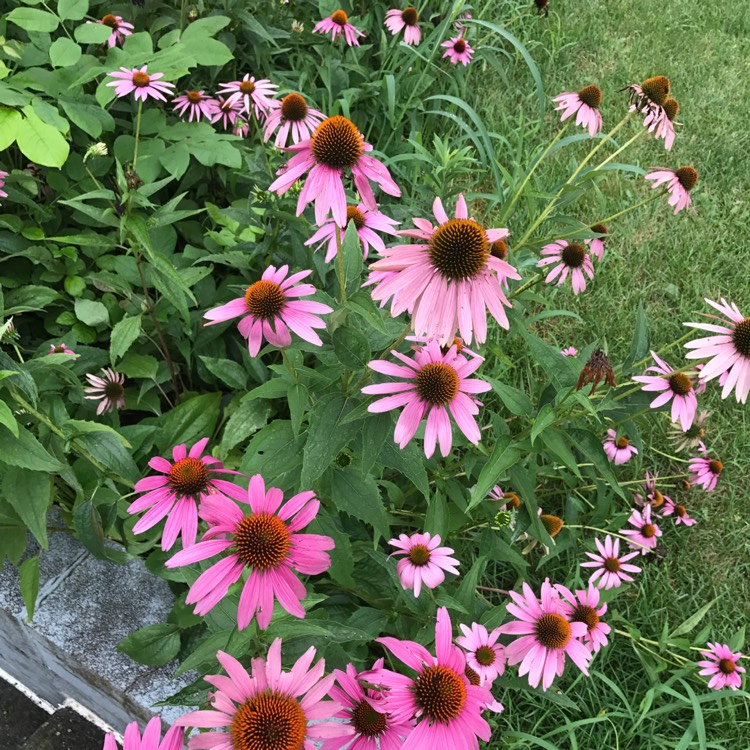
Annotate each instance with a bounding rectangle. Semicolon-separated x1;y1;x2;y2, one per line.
334;226;347;302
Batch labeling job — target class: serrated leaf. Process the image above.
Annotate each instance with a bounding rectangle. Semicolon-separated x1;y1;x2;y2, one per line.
221;398;270;451
487;377;533;416
2;468;51;549
157;393;222;453
118;623;180;666
332;326;371;370
199;356;248;390
110;315;142;363
378;439;429;497
330;469;391;539
0;425;64;472
0;400;19;438
74;297;109;327
74;431;140;485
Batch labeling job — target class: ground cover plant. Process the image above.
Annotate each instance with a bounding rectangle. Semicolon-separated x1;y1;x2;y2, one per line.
1;0;749;747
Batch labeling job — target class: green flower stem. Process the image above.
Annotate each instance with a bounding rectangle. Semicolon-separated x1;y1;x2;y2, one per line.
593;127;645;171
252;115;274;179
334;226;347;303
565;524;653;552
132;99;144;169
508;272;542;299
614;629;691;666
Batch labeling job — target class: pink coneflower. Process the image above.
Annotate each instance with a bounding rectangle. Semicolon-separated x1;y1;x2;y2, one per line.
688;455;723;492
313;10;365;46
371;607;492;747
626;76;675;149
441;35;474;66
209;94;243;130
325;659;413;749
233;118;249;138
175;643;351;748
362;339;491;458
128;438;246;551
268;115;401;228
537;240;594;294
499;579;592;691
643;103;676;150
217;74;278;119
561;347;578;357
697;643;745;691
552;85;603;137
662;497;696;526
645;166;697;214
557;584;610;653
48;343;76;356
84;368;125;415
632;350;698;431
106;66;175;102
456;623;506;683
388;532;460;597
488;485;505;502
103;717;183;750
204;265;333;357
669;409;710;453
166;474;334;630
305;203;399;262
581;535;642;589
0;170;7;202
684;298;750;403
93;14;134;48
171;90;216;122
620;504;662;554
585;223;607;260
385;7;421;45
368;194;520;345
263;93;325;148
603;429;638;465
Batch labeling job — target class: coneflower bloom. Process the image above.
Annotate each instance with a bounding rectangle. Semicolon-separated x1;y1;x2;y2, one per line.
166;474;334;630
645;166;697;214
557;584;610;653
0;170;7;203
632;351;698;430
537;240;595;294
84;368;125;414
499;579;592;691
688;455;723;492
552;85;603;137
106;66;175;101
233;118;249;138
668;409;709;452
620;504;662;554
685;298;750;403
305;203;399;262
441;35;474;66
388;532;460;597
175;644;351;747
626;75;671;116
171;90;216;122
603;429;638;464
325;659;413;749
456;623;506;683
103;717;183;750
368;194;519;345
577;349;616;394
209;94;243;130
697;643;745;691
662;497;696;526
585;224;607;260
93;14;134;47
561;346;578;357
488;485;505;502
128;438;246;551
362;339;491;458
204;265;333;357
263;93;325;147
268;115;401;228
643;96;677;150
313;10;365;46
48;343;76;356
217;74;277;119
580;535;642;589
371;607;492;747
385;7;421;45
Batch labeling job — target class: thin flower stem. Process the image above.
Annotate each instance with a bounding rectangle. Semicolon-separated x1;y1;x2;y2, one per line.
334;226;347;302
650;447;689;463
614;629;691;665
565;524;652;552
477;585;509;594
132;99;143;169
592;128;645;171
509;272;542;299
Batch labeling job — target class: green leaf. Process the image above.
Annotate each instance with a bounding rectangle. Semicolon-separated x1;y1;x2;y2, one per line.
49;38;82;67
1;468;51;549
7;7;59;32
288;383;307;438
72;499;123;560
17;108;70;168
110;315;142;363
63;420;131;448
176;631;247;675
468;435;520;510
118;623;180;666
19;556;40;620
531;403;556;445
332;326;371;370
568;428;626;499
378;439;429;497
330;469;391;539
74;431;140;484
157;393;222;452
424;490;449;539
74;21;112;44
488;377;533;416
221;398;270;451
270;617;374;643
240;421;304;490
179;36;233;66
199;356;248;390
347;291;387;333
74;297;109;327
541;428;581;478
0;526;27;566
118;352;159;379
57;0;88;20
180;15;231;38
456;556;486;612
670;598;718;639
0;108;22;151
339;221;363;295
59;98;114;138
0;425;64;472
0;400;19;438
624;300;650;370
517;326;578;391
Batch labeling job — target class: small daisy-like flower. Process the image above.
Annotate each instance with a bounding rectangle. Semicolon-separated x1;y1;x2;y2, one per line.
171;89;216;123
456;623;506;683
581;535;642;589
384;7;421;45
557;583;610;653
128;438;247;551
106;66;175;102
561;346;578;357
620;504;662;554
577;349;616;394
313;9;365;46
263;93;326;148
269;115;401;228
204;265;333;357
166;474;334;630
697;643;745;691
103;717;183;750
669;409;710;452
645;166;698;215
388;531;460;597
48;343;76;356
585;223;607;260
441;35;474;66
684;298;750;403
553;85;603;137
84;368;125;415
688;455;723;492
662;497;696;526
217;74;278;119
632;351;698;431
603;429;638;465
368;194;520;346
175;643;351;747
499;579;592;691
537;240;594;294
305;203;399;262
362;339;491;458
92;14;134;48
209;94;243;130
0;170;8;203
